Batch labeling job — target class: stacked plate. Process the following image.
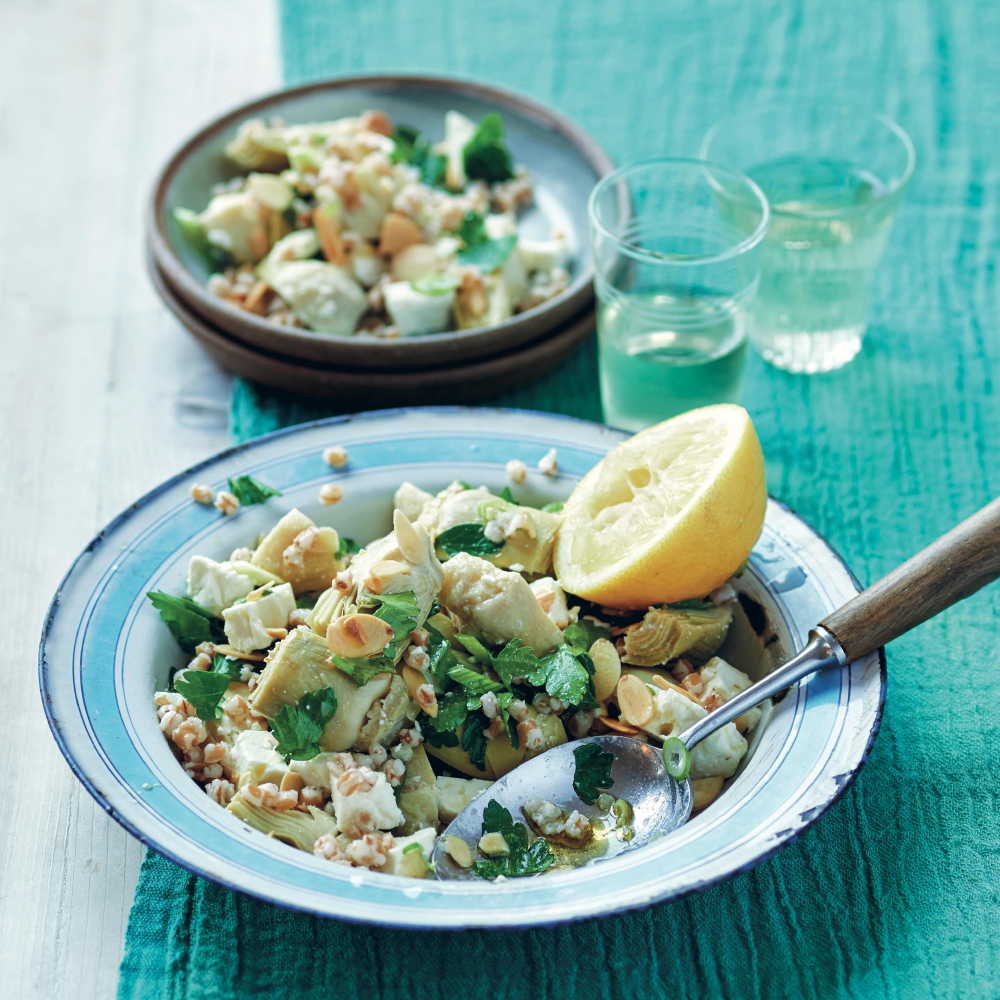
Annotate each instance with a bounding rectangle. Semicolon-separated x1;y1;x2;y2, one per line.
146;75;614;403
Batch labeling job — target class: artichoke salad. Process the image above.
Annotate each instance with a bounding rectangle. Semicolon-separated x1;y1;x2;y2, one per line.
150;471;760;881
175;109;571;337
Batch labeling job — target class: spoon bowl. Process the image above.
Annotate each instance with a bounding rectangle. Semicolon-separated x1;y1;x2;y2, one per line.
433;736;691;880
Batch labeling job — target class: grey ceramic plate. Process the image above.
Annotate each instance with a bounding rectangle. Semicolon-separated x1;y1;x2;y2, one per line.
148;252;595;403
147;75;613;369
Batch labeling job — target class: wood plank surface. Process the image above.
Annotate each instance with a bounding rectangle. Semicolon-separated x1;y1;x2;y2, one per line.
0;2;278;997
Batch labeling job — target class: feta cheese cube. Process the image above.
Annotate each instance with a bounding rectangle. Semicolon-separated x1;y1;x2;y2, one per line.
699;657;752;705
384;280;454;336
689;724;748;780
518;236;569;273
187;555;255;616
289;751;341;792
332;769;403;835
382;827;437;878
222;582;296;652
233;730;288;787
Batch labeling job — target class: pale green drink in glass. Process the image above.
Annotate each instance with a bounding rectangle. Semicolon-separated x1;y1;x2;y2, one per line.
589;160;769;432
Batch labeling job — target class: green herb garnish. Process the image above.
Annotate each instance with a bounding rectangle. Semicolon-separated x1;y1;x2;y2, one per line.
146;591;224;652
462;711;490;771
336;536;360;559
226;475;283;506
666;599;716;611
329;654;395;686
446;664;506;695
412;272;460;296
454;210;518;272
562;618;612;653
540;501;564;513
271;687;338;761
173;670;230;721
662;736;691;781
389;124;446;186
474;801;553;879
364;591;419;655
499;486;518;504
572;743;616;804
211;653;244;680
436;522;504;558
462;113;515;183
402;842;436;870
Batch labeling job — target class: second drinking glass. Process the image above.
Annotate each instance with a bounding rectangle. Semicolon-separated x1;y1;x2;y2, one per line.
588;159;770;431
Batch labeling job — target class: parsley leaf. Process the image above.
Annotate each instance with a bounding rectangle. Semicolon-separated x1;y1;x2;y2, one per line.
666;599;716;611
390;125;446;186
425;690;469;734
423;725;460;748
271;687;338;761
436;522;505;558
447;664;505;694
541;501;564;513
336;536;360;559
474;800;553;879
174;670;230;721
212;653;244;680
226;475;283;506
572;743;616;804
462;113;515;183
454;209;518;273
424;623;460;683
493;638;543;687
462;711;490;771
563;618;612;653
454;633;494;666
457;234;517;272
365;591;419;654
146;591;224;652
330;654;395;686
521;645;597;709
499;486;517;504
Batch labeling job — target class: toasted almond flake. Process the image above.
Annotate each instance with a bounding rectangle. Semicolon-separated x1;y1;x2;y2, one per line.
617;674;655;726
445;834;473;869
651;674;702;705
326;613;394;658
265;628;288;640
212;644;265;661
280;772;305;794
243;281;272;315
601;717;640;736
313;208;347;265
393;509;425;565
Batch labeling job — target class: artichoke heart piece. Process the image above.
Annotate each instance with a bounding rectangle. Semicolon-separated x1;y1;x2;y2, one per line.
352;520;444;626
421;487;561;575
623;604;733;667
251;509;342;595
248;626;391;751
356;674;413;753
227;793;337;853
438;552;563;655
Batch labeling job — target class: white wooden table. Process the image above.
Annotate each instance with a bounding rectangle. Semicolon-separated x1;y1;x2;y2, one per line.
0;2;277;995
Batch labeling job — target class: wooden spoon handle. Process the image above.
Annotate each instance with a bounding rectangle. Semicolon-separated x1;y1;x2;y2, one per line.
820;497;1000;662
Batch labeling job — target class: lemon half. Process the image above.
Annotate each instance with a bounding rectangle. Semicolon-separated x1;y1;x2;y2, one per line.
554;404;766;609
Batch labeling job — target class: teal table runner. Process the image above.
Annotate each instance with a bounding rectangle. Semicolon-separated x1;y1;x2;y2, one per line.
119;2;1000;996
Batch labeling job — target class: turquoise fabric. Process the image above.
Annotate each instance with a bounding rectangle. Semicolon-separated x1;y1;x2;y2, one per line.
119;2;1000;997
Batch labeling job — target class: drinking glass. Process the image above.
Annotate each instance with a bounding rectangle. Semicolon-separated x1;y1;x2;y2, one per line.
588;159;769;432
701;104;916;374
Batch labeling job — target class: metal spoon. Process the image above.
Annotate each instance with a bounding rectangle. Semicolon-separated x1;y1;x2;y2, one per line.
433;496;1000;879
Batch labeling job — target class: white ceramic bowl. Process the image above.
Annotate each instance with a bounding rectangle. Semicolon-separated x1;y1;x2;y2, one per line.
39;408;884;928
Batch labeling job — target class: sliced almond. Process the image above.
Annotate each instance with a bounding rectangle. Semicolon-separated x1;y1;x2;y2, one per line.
212;644;265;661
393;508;426;565
589;638;622;703
379;211;423;256
651;673;702;705
601;717;640;736
691;775;724;814
365;559;409;594
313;207;347;265
401;665;432;712
243;281;272;315
445;834;473;869
478;832;509;855
326;613;394;658
280;772;305;794
264;628;288;640
617;674;655;727
392;243;442;281
247;225;270;261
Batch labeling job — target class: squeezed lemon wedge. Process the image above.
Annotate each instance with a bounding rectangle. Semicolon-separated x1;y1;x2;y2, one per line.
553;404;766;608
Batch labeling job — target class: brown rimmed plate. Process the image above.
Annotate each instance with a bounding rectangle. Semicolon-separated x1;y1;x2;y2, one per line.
149;253;595;404
147;74;613;369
